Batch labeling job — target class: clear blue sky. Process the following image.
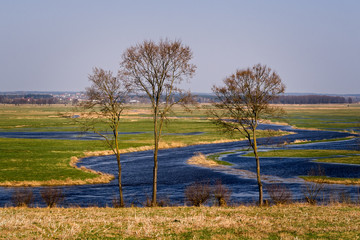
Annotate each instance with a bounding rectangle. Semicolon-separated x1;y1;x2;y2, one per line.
1;0;359;94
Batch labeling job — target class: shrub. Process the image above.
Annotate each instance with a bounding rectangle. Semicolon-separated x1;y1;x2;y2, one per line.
266;184;292;205
40;187;65;208
302;166;325;205
141;195;171;207
11;188;34;207
213;180;231;206
112;196;125;208
185;181;211;207
338;190;352;204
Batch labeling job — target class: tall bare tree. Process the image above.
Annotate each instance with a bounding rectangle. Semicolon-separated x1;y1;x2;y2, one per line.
121;39;196;206
210;64;285;206
81;67;129;207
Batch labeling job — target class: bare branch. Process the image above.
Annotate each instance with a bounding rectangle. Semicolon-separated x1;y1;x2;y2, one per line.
209;63;285;206
79;67;129;207
121;39;196;206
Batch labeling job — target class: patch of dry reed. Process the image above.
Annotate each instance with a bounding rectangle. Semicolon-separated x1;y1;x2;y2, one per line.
293;139;309;144
0;175;114;187
305;178;360;185
84;142;187;157
187;152;220;168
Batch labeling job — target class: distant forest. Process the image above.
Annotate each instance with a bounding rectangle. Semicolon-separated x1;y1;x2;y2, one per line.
195;94;357;104
0;93;357;105
271;95;353;104
0;94;68;105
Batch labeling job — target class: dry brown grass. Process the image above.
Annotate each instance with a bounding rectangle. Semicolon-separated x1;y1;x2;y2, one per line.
187;152;221;168
84;141;188;157
293;139;310;144
304;177;360;185
260;119;289;126
83;139;242;159
0;204;359;239
0;176;115;187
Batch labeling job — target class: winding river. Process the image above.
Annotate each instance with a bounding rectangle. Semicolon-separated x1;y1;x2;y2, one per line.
0;124;359;207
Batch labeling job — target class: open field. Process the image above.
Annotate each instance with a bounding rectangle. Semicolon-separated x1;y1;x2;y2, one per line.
1;205;360;239
0;104;210;132
0;104;360;239
0;104;358;185
280;104;360;132
2;103;359;132
0;104;287;186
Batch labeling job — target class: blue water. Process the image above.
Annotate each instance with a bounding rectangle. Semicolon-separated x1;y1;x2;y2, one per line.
0;124;359;207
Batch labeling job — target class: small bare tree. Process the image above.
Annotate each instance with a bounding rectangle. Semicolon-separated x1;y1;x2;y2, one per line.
121;39;196;206
81;67;129;207
40;187;65;208
185;181;211;207
265;184;292;205
213;180;231;206
11;188;34;207
302;165;326;205
210;64;285;206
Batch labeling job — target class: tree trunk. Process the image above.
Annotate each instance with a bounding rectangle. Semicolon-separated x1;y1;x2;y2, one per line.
252;132;263;206
116;153;124;207
152;144;158;206
114;128;124;207
152;113;158;207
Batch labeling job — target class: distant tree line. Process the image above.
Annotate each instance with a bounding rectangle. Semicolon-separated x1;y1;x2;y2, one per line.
0;94;58;105
0;93;357;105
191;94;356;104
271;95;353;104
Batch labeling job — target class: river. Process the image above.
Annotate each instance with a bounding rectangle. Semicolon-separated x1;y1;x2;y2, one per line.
0;124;359;207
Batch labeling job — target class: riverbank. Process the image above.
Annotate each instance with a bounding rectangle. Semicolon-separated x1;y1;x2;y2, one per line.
1;204;359;239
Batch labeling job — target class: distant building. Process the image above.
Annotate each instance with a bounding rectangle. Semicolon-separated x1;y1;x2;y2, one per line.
129;99;140;104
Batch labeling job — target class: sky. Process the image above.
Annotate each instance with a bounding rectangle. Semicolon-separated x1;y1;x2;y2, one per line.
0;0;359;94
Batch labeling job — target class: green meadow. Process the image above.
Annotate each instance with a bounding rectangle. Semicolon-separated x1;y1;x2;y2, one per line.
280;104;360;132
243;149;359;159
0;104;359;185
0;104;286;185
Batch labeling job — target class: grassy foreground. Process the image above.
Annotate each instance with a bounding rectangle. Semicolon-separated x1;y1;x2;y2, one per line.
1;205;359;239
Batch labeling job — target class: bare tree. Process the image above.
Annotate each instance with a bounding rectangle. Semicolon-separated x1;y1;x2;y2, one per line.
121;39;196;206
185;181;211;207
81;67;129;207
40;187;65;208
210;64;285;206
302;166;326;205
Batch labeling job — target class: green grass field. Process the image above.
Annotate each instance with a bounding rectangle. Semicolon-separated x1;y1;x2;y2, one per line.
0;104;288;185
0;104;359;185
280;104;360;132
243;149;359;159
0;138;106;183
